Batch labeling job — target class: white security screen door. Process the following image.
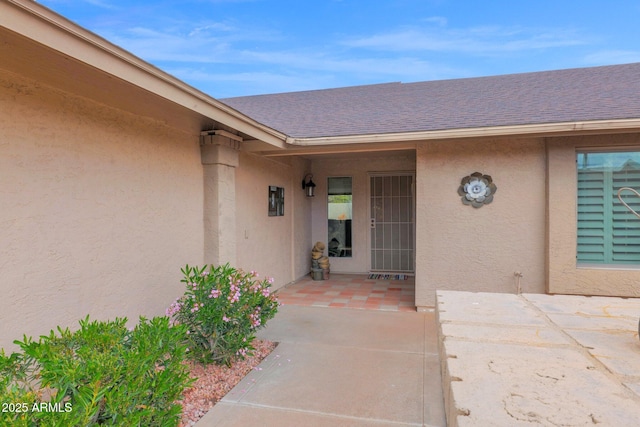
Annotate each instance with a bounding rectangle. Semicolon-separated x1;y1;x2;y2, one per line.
370;174;415;272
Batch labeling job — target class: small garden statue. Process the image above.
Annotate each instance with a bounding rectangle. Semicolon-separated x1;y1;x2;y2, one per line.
311;241;330;280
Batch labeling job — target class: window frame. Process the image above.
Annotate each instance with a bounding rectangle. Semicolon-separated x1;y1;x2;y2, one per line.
576;149;640;267
547;137;640;298
327;176;353;258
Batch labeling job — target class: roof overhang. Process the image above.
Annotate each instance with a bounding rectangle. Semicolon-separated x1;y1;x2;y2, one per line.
246;118;640;157
0;0;287;149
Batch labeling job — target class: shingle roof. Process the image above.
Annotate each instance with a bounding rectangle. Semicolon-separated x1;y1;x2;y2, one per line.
220;63;640;139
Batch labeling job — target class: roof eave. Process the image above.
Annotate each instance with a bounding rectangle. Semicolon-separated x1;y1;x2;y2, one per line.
243;118;640;156
286;118;640;146
1;0;287;149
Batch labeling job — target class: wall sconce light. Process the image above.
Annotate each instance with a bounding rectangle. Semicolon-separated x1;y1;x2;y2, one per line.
302;174;316;197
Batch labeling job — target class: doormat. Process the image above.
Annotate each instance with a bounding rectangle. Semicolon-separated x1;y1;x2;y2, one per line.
368;273;409;280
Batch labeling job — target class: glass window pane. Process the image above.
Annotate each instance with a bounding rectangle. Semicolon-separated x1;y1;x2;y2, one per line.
577;151;640;265
328;177;352;257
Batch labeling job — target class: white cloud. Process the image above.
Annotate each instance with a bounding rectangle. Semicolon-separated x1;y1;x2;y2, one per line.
168;48;465;96
343;25;587;55
423;16;448;27
583;50;640;65
188;22;236;37
97;9;590;75
104;20;280;63
84;0;115;8
245;50;457;80
38;0;117;7
89;9;601;97
109;29;230;62
167;68;339;96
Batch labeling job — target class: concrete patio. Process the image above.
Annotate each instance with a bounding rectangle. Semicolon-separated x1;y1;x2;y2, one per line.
276;274;416;312
438;291;640;426
196;276;640;426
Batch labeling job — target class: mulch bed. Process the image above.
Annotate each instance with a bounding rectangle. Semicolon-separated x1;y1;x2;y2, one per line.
178;340;277;426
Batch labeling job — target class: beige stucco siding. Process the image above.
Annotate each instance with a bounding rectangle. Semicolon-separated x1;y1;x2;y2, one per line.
548;133;640;297
235;153;312;288
0;70;203;350
415;138;547;307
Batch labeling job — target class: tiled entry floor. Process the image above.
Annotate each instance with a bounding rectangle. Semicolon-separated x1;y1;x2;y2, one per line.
276;273;416;312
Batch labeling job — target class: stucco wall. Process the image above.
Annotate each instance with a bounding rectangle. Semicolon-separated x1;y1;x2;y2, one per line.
548;133;640;297
0;71;203;350
310;152;416;273
235;153;312;289
415;138;547;307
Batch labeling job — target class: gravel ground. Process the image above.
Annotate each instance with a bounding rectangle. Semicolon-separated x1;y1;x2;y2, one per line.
178;340;277;426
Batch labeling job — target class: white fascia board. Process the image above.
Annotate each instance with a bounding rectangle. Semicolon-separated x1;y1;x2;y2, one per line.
285;119;640;147
1;0;287;149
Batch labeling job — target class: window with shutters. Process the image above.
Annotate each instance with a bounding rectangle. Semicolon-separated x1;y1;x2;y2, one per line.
577;151;640;265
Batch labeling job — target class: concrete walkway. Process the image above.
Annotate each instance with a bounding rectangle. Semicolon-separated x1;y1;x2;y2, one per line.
198;305;446;426
438;291;640;426
196;290;640;426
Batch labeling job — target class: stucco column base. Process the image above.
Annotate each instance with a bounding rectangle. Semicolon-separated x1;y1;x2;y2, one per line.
201;134;240;266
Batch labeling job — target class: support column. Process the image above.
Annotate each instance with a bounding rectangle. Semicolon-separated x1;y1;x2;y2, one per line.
414;145;434;309
201;134;240;266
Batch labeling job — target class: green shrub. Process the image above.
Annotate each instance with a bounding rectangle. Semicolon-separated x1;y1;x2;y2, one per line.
0;316;192;426
167;263;279;366
0;350;38;426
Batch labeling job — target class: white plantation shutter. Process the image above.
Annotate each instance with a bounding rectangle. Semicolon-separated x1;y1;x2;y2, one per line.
577;154;640;265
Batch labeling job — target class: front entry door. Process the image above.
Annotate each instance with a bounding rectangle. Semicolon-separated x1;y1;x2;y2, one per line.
370;174;415;272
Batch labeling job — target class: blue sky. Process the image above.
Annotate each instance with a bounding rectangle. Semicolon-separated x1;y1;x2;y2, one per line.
38;0;640;98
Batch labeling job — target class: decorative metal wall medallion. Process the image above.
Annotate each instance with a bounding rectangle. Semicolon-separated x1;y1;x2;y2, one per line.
458;172;497;208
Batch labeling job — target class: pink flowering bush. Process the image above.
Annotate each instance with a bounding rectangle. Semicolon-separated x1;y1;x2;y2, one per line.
168;264;279;366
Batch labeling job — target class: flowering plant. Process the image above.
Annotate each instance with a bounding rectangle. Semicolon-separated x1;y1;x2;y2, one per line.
167;264;279;366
